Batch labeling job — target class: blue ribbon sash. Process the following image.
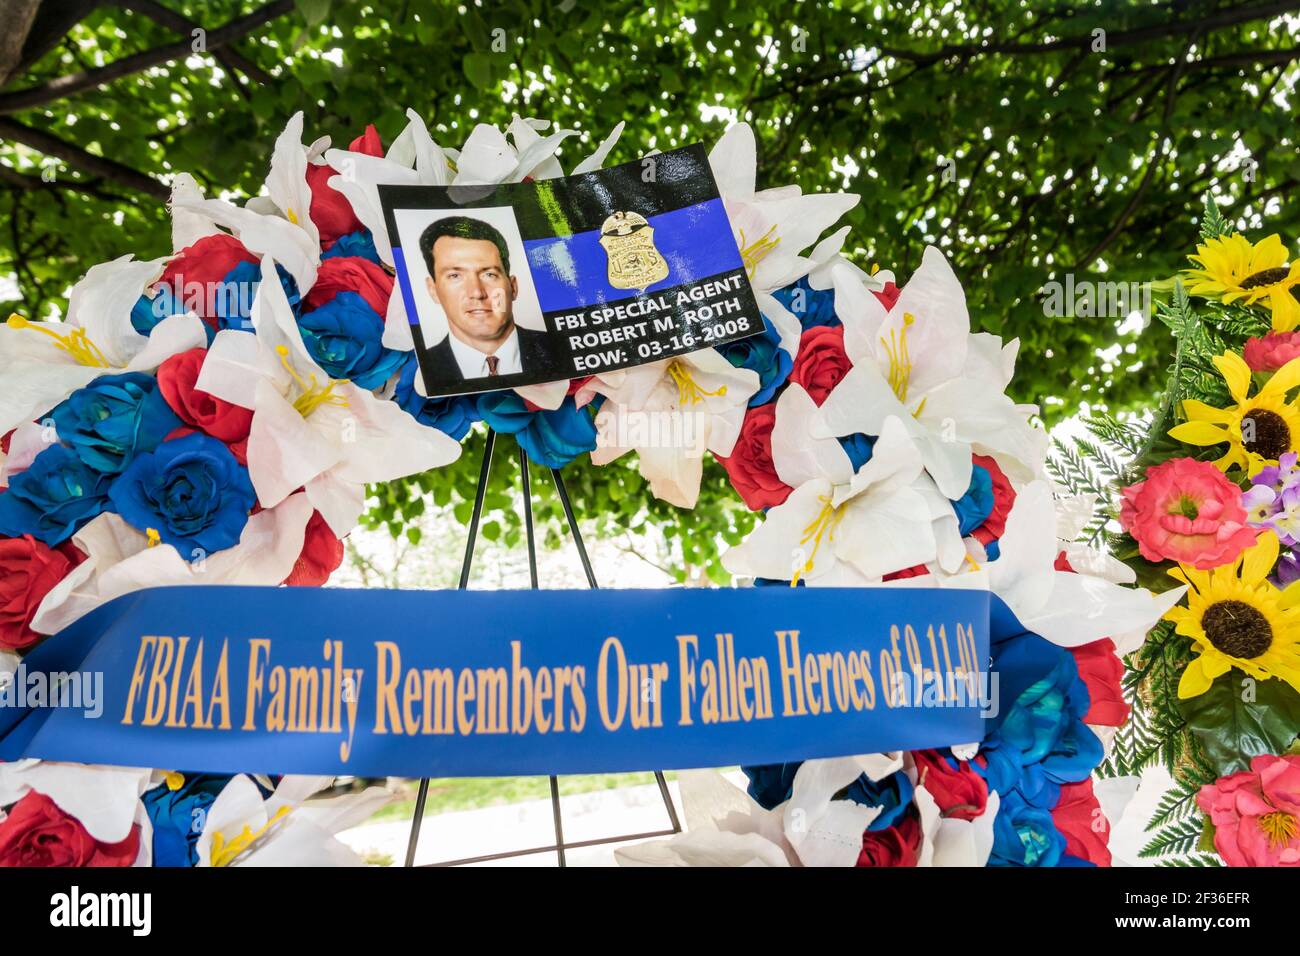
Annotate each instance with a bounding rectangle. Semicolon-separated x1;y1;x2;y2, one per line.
0;585;996;777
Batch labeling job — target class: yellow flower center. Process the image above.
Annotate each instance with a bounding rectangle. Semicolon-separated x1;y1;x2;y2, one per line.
163;771;185;791
7;313;111;368
881;312;925;414
738;224;780;278
1258;810;1298;849
791;494;844;585
145;528;162;548
210;805;294;867
276;345;349;417
668;361;727;405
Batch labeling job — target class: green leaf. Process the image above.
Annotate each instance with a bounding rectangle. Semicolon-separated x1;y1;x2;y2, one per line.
1177;673;1300;775
295;0;331;28
462;53;495;90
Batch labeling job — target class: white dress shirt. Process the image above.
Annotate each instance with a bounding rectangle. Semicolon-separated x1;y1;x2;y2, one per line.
447;328;522;378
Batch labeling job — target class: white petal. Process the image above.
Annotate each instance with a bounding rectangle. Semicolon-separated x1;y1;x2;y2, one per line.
771;384;853;488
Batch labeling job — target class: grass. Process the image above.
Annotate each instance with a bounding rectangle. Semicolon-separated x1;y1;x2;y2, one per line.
367;771;683;822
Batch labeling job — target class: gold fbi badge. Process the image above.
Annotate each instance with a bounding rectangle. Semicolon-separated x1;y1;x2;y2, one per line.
599;211;670;291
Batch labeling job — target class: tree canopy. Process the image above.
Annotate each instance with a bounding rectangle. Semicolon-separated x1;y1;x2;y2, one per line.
2;0;1297;577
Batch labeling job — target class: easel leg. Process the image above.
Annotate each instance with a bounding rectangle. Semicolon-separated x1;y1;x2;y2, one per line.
404;428;497;868
550;466;682;836
522;446;567;867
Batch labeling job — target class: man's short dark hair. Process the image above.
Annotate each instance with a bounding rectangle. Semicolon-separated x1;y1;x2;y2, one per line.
419;216;511;276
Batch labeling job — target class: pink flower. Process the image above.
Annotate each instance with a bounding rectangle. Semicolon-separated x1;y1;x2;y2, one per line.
1119;457;1258;568
1197;754;1300;867
1245;332;1300;372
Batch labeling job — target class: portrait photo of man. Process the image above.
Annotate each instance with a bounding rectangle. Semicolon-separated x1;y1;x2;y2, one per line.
417;215;561;382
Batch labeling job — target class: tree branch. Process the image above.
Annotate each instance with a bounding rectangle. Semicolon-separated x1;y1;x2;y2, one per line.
0;0;292;114
0;116;168;198
876;0;1300;64
114;0;276;86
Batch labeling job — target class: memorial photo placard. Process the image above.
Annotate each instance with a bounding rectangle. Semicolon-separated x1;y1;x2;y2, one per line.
379;144;764;398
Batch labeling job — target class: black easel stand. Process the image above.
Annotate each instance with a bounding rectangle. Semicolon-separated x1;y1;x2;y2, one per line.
403;428;683;867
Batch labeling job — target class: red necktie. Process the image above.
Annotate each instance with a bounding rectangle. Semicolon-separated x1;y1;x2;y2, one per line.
486;355;499;376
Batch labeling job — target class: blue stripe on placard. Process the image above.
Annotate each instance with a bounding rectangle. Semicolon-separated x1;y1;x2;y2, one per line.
524;198;744;312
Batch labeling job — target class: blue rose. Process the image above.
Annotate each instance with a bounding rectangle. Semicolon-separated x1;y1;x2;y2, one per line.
979;632;1100;806
394;354;479;440
0;444;113;546
771;276;838;329
837;433;875;472
323;229;382;265
50;372;181;474
130;285;183;337
476;392;598;469
989;790;1066;867
950;461;994;536
716;316;792;406
842;769;915;830
214;260;302;333
741;762;801;810
109;432;256;557
297;291;406;390
141;773;234;867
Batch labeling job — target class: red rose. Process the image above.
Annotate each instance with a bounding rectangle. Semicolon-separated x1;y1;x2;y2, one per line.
301;256;394;317
157;348;254;444
970;454;1014;548
789;325;852;406
349;124;384;157
716;405;793;511
306;163;365;248
1244;332;1300;372
0;792;139;867
283;511;345;586
856;813;921;867
1051;778;1111;866
872;280;900;312
1070;637;1129;727
0;534;75;651
914;749;989;821
159;234;259;326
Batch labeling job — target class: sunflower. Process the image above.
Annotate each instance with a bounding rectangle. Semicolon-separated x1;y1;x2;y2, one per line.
1186;233;1300;331
1166;532;1300;699
1169;350;1300;473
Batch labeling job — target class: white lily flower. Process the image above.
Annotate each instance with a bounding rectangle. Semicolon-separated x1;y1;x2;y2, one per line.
169;180;320;294
988;481;1184;649
195;774;390;867
31;492;316;636
707;123;861;359
723;409;956;584
264;110;322;249
0;761;151;849
590;349;759;508
616;754;899;868
196;256;461;534
811;245;1048;498
0;255;207;434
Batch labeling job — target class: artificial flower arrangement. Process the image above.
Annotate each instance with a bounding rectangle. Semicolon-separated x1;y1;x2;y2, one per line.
1047;201;1300;867
0;110;1173;867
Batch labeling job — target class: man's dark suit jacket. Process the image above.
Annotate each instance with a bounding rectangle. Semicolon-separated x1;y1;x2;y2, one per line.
422;325;564;384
